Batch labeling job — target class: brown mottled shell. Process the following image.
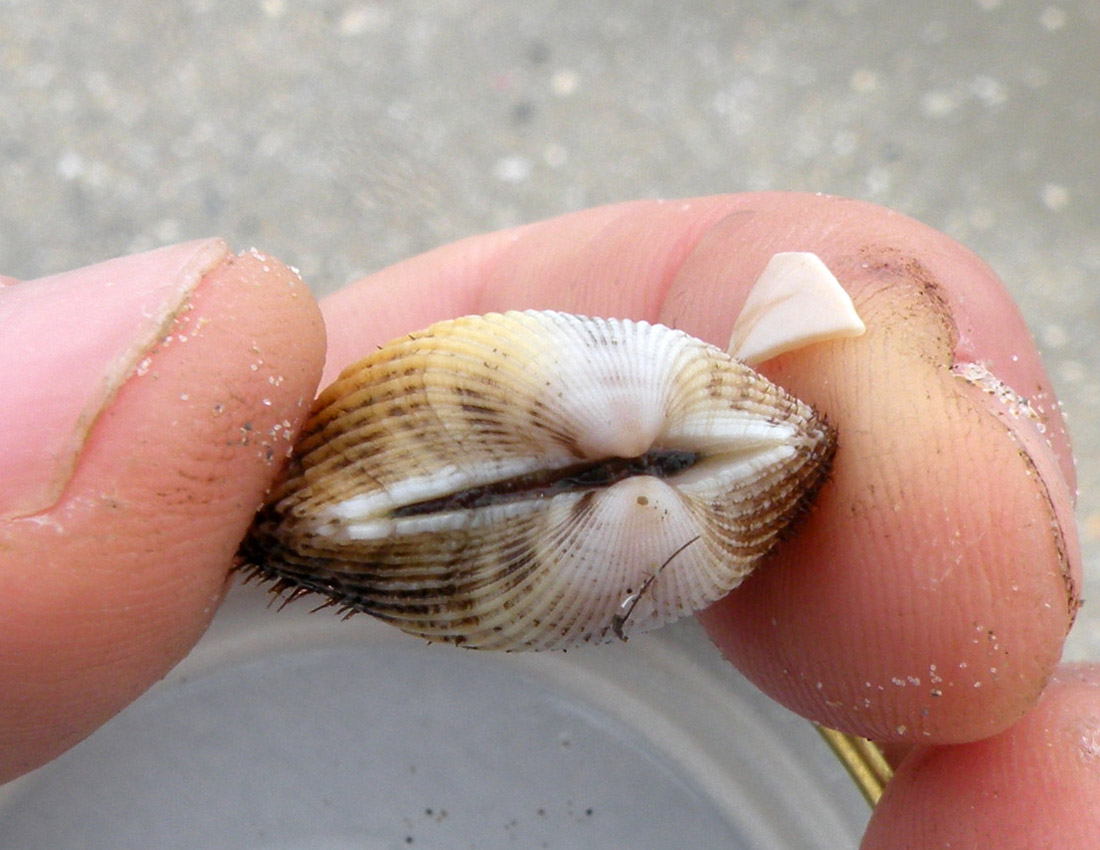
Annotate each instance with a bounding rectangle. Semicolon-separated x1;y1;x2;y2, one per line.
238;310;835;650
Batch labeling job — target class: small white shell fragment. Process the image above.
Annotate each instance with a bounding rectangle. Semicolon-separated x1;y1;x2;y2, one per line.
727;252;865;365
239;309;837;650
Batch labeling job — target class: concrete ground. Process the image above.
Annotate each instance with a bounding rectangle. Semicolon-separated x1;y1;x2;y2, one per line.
1;0;1097;700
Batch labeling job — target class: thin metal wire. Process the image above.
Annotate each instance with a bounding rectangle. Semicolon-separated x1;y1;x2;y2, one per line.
814;725;894;807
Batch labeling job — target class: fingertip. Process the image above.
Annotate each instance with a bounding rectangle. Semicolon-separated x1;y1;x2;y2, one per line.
0;245;325;781
861;663;1100;849
682;195;1076;744
702;284;1072;743
0;239;230;519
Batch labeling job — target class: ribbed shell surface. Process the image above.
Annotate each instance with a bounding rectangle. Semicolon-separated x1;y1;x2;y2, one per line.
240;310;836;650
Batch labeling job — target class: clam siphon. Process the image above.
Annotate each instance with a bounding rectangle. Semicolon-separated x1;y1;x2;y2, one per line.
236;275;857;649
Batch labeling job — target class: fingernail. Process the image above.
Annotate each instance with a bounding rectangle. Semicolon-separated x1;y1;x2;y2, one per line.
0;239;230;519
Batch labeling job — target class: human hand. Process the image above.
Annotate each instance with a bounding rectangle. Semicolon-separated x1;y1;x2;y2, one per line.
0;240;325;781
1;193;1095;846
319;191;1094;845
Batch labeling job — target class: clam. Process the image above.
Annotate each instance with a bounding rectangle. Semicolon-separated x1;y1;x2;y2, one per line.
238;253;863;650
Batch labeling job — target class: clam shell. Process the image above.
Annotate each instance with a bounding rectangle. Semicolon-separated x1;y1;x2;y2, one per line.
238;310;835;650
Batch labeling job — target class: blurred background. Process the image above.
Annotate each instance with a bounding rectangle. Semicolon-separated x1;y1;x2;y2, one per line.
2;2;1097;648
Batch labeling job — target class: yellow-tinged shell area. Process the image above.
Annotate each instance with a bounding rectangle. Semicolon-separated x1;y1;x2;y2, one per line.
239;310;835;650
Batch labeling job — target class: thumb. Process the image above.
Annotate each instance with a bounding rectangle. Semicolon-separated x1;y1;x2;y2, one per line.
0;240;325;782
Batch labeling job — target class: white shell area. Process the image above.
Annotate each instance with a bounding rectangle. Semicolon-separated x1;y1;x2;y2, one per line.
241;311;835;650
728;252;866;365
